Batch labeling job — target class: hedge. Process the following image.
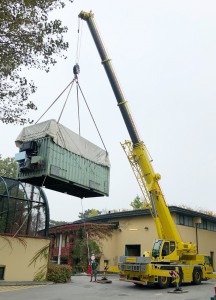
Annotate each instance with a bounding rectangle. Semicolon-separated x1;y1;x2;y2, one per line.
47;264;72;283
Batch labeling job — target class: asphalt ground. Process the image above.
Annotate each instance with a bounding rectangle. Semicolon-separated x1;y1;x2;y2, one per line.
0;275;215;300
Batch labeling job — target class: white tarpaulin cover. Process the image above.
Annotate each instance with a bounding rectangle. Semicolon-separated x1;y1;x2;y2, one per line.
15;119;110;167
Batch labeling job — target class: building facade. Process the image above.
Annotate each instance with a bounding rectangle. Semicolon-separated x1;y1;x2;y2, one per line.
0;177;50;281
51;206;216;272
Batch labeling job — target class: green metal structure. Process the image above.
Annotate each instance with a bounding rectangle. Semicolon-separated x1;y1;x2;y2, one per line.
0;177;49;237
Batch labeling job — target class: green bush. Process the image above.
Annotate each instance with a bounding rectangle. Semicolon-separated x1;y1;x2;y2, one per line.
47;264;72;283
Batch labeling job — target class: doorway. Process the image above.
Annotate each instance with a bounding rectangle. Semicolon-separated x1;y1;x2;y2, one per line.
125;244;141;256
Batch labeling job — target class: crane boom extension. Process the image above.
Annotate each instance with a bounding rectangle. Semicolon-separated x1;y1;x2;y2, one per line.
79;11;182;243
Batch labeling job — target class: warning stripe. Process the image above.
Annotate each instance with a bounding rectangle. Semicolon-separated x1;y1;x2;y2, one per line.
169;270;179;278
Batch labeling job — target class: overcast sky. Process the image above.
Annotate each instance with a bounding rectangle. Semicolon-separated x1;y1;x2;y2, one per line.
1;0;216;221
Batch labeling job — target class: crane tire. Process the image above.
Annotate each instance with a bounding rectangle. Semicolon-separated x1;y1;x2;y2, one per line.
157;276;170;289
192;269;202;285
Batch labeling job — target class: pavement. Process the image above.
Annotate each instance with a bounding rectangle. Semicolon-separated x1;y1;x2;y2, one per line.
0;275;215;300
0;281;53;286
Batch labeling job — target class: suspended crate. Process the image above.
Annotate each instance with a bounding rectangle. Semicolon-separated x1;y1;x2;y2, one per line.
15;119;110;198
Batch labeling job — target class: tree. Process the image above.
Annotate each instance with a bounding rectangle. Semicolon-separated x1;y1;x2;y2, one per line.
0;0;73;124
70;224;114;273
49;219;69;228
78;209;102;219
130;195;144;210
0;155;18;178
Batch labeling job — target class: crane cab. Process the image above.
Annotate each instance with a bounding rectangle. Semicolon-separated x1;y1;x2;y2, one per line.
152;239;179;262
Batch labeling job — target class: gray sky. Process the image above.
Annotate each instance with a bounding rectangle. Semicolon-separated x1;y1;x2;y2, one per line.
1;0;216;221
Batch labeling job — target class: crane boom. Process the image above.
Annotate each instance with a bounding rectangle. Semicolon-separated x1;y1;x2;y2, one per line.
79;11;182;242
78;11;216;287
79;12;140;145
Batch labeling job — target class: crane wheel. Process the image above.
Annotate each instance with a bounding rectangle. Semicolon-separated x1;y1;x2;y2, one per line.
193;269;202;285
157;276;170;289
192;269;202;285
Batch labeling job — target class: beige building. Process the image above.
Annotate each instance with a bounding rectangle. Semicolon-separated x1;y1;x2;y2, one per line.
0;235;50;281
0;177;50;281
73;206;216;271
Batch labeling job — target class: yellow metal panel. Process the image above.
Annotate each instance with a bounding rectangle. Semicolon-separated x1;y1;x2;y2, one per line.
126;257;137;263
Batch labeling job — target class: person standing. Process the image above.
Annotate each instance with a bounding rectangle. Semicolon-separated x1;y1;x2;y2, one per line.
90;254;98;282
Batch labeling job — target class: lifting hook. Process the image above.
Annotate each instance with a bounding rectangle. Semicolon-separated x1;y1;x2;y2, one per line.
73;63;80;77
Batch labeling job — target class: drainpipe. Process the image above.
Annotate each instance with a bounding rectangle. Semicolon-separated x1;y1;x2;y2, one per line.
57;234;62;265
194;217;202;254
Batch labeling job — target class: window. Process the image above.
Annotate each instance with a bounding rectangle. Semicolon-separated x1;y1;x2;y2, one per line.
61;235;68;247
176;214;193;227
176;213;216;231
54;237;59;247
170;241;176;253
0;266;5;280
179;215;184;225
203;220;207;230
162;242;169;256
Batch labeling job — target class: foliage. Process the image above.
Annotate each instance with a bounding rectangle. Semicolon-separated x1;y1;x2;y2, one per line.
29;244;49;267
49;219;69;227
71;239;101;273
130;195;144;209
70;224;114;273
0;155;18;178
28;244;50;281
0;235;27;250
0;0;73;124
78;208;102;219
33;268;47;282
47;264;72;283
178;204;216;217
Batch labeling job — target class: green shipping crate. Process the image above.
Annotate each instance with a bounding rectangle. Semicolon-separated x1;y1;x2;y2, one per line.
15;120;110;198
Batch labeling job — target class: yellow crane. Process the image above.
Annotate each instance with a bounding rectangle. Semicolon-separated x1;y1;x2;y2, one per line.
79;10;216;288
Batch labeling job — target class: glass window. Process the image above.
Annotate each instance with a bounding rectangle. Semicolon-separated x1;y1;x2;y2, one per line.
179;215;184;225
188;217;193;227
184;216;189;226
170;241;175;253
162;242;169;256
203;220;207;230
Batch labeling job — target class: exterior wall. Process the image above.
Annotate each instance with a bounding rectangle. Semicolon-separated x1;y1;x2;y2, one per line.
177;224;216;270
100;213;216;271
0;235;50;281
100;215;157;270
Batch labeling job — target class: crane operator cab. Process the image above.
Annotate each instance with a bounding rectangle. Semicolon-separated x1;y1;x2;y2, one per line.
152;239;179;261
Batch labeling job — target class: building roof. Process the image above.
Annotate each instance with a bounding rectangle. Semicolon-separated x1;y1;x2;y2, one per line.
48;206;216;233
48;222;114;234
72;206;216;225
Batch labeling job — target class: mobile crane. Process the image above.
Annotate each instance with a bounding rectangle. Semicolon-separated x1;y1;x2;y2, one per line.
79;11;216;288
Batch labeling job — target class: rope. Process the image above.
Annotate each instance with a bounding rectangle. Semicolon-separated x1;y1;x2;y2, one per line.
76;81;81;135
57;80;75;124
76;18;83;64
80;198;90;261
76;80;108;153
35;79;75;124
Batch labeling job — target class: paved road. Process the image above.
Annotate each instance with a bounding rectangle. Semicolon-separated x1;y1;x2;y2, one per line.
1;275;216;300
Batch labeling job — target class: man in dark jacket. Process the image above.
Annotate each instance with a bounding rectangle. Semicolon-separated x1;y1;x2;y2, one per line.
90;254;98;282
